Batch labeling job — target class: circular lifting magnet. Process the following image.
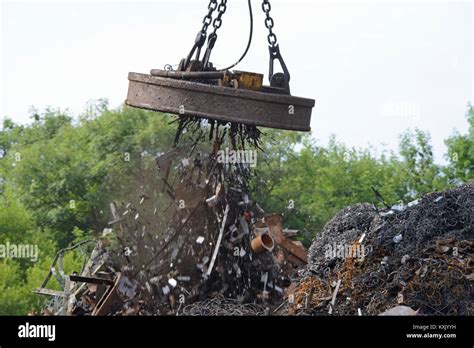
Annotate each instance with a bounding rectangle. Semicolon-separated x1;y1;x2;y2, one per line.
125;72;315;132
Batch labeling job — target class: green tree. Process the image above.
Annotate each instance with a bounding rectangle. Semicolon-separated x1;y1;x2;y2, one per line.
399;129;446;198
445;106;474;183
2;105;176;246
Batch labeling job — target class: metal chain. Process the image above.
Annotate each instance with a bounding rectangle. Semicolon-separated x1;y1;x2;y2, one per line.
211;0;227;36
261;0;290;92
182;0;219;70
202;0;228;69
201;0;219;36
262;0;278;47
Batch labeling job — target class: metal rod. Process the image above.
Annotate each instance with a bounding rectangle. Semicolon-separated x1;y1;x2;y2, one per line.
150;69;226;80
206;204;230;277
328;279;342;315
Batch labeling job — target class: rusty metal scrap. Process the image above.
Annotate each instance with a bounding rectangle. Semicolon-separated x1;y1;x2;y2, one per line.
264;214;308;264
36;122;308;317
284;183;474;316
35;178;472;317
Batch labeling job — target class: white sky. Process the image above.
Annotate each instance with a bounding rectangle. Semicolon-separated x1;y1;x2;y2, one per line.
1;0;473;163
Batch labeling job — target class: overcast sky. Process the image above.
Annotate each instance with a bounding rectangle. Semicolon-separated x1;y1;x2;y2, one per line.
1;0;473;163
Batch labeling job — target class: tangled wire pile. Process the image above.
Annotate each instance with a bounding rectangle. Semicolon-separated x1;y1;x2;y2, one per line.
288;183;473;316
180;295;268;316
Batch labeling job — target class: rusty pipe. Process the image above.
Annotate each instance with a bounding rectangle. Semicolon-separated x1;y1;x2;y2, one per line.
251;233;274;254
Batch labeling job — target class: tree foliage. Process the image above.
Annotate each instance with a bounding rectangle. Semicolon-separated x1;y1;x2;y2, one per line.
444;106;474;183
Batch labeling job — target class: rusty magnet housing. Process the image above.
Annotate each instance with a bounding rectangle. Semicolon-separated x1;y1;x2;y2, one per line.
125;71;315;132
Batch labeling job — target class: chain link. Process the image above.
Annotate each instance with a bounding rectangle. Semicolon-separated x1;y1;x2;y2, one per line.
182;0;219;70
202;0;228;69
261;0;290;90
211;0;227;33
262;0;278;47
201;0;218;35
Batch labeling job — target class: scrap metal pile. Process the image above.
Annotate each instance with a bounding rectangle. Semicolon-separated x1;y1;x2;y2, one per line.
285;183;473;316
36;121;308;316
35;159;473;316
